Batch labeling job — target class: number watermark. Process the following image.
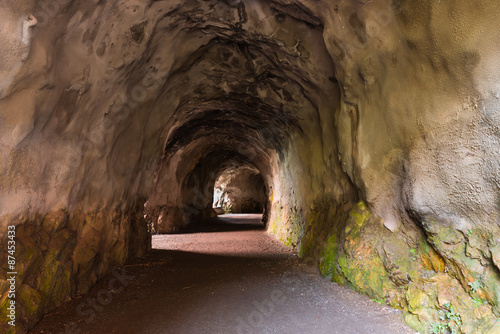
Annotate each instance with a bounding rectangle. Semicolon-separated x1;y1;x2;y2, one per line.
6;225;17;327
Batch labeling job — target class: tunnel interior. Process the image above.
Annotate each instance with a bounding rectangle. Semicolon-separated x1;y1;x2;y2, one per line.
212;165;267;214
1;0;500;333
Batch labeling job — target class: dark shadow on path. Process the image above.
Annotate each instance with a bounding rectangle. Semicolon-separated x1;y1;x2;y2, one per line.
177;213;265;234
29;248;293;334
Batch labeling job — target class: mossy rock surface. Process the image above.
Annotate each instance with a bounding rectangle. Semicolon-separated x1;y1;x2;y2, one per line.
319;232;339;276
0;207;146;333
332;202;402;302
419;238;445;273
312;201;500;334
483;266;500;316
491;245;500;271
19;283;42;324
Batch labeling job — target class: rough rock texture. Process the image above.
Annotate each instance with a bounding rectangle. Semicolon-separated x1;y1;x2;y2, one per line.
0;0;499;333
0;205;150;333
212;166;266;214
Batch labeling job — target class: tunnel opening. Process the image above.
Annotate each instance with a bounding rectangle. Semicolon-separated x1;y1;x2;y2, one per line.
212;165;267;215
144;140;277;234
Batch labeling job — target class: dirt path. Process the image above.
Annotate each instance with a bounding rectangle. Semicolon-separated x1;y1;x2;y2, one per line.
30;214;416;334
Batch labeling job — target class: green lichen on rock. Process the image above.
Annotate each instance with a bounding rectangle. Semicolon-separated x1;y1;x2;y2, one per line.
308;201;500;333
331;201;402;303
19;283;42;322
284;207;302;246
490;244;500;271
336;249;397;301
297;204;327;257
297;223;316;258
483;266;500;316
319;232;339;276
35;246;72;310
402;260;498;333
0;206;149;333
419;238;446;273
268;203;283;235
481;320;500;334
418;217;500;320
343;201;371;237
268;204;304;247
406;282;430;314
41;210;69;237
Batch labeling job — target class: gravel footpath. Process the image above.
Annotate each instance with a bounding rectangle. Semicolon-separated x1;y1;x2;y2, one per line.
30;214;416;334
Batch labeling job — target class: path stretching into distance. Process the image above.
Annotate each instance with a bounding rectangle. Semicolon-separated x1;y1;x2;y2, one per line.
30;214;416;334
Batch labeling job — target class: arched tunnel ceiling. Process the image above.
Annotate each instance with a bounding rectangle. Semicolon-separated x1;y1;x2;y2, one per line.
0;0;343;216
154;0;338;168
143;0;344;224
163;107;297;156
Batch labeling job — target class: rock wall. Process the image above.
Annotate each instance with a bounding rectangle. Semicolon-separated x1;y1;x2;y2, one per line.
272;1;500;332
0;0;499;333
0;204;150;333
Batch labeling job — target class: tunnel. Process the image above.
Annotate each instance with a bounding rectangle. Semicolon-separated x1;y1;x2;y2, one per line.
0;0;499;333
212;165;267;215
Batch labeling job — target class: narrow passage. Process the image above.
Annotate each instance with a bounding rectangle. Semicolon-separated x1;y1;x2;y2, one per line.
30;214;415;334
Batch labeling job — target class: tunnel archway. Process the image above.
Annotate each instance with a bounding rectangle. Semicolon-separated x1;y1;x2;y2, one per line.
212;165;267;215
1;0;500;333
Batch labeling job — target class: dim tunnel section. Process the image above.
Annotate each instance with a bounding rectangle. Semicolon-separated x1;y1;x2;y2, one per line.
212;165;267;215
143;101;296;234
138;6;348;236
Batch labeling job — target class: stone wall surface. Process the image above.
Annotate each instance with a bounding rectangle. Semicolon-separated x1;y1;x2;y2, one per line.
0;0;499;333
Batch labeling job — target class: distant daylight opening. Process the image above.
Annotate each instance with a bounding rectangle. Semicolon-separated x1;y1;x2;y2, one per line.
212;166;267;216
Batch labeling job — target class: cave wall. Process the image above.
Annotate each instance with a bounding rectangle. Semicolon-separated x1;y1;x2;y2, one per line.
0;0;499;333
318;1;500;332
0;204;150;333
294;1;500;332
